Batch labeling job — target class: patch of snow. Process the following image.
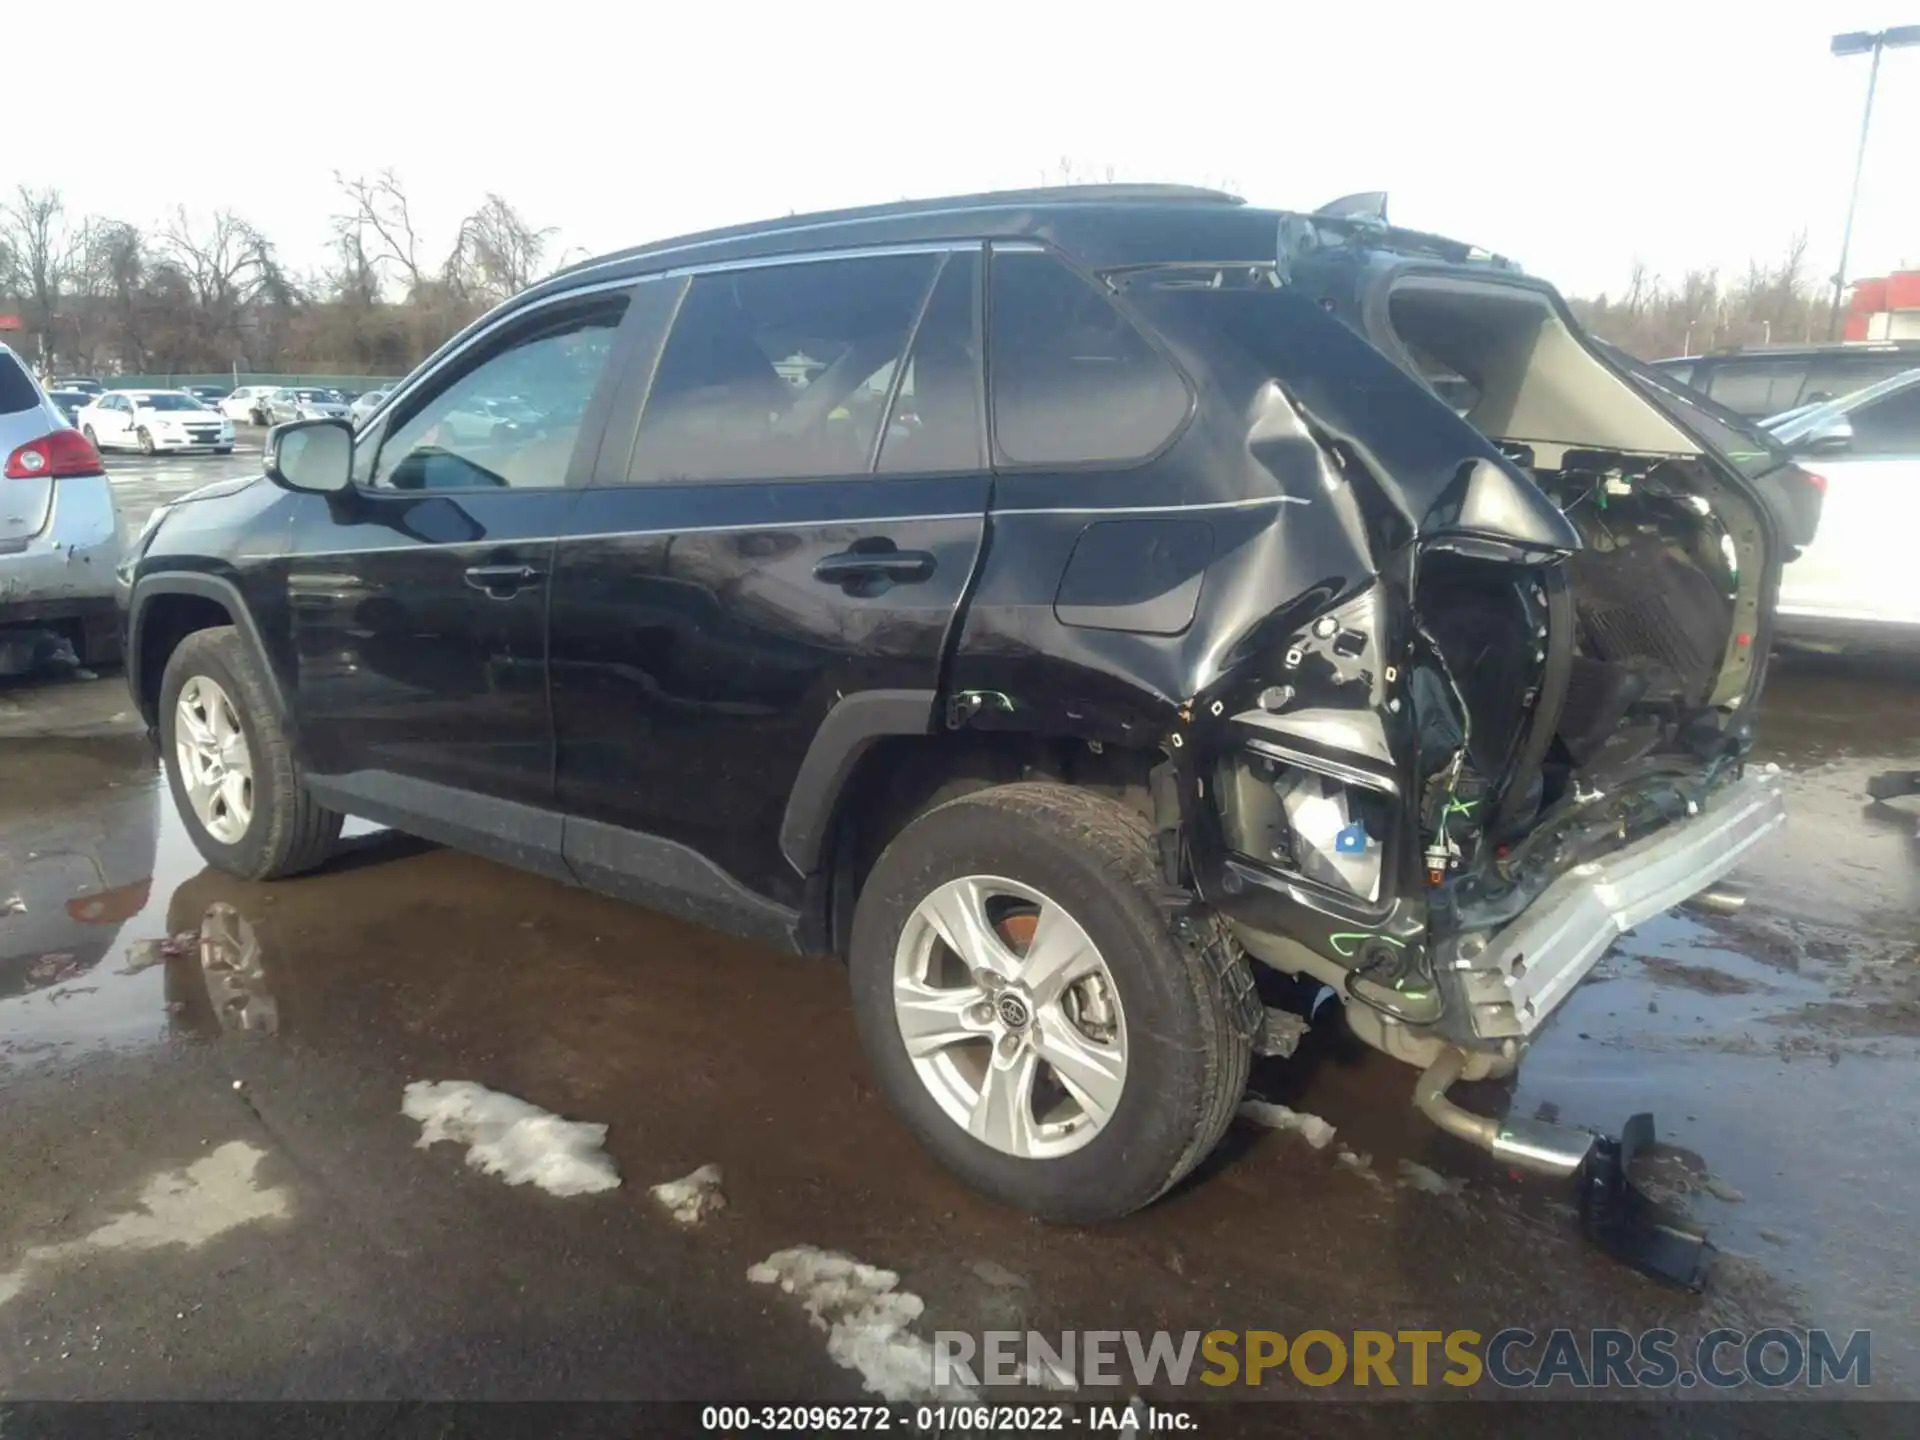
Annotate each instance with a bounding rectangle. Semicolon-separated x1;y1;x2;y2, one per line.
0;1141;290;1309
1396;1159;1465;1197
966;1258;1029;1290
748;1245;973;1403
1335;1145;1386;1188
651;1163;726;1224
1237;1100;1336;1149
402;1080;619;1197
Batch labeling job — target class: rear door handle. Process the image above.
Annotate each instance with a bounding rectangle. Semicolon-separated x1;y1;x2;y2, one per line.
463;563;545;598
813;548;936;587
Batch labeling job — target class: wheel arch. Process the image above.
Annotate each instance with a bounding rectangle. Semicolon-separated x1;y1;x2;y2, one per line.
130;575;286;732
787;695;1166;958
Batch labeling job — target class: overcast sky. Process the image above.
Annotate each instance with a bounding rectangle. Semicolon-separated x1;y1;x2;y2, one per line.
23;1;1920;300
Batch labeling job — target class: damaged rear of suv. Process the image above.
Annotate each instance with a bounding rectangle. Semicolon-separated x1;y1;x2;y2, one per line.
125;186;1783;1246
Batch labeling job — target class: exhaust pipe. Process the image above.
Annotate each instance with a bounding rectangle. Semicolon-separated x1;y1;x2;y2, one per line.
1688;883;1747;916
1412;1047;1595;1177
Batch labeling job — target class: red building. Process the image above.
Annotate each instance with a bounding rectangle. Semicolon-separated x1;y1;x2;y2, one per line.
1844;269;1920;340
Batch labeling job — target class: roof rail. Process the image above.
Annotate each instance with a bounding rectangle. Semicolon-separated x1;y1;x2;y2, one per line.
553;183;1245;279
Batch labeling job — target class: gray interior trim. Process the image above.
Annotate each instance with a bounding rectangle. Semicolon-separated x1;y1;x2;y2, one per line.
780;689;938;875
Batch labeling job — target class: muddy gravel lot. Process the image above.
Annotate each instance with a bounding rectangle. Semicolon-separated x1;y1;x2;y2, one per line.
1;447;1916;1428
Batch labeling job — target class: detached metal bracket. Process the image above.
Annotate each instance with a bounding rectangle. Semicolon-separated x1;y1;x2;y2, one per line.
1576;1113;1712;1291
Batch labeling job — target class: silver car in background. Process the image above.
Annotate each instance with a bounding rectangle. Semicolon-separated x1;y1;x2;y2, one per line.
263;387;351;425
0;345;121;666
1767;367;1920;649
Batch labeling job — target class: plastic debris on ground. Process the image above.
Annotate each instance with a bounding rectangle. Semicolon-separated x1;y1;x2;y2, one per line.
748;1245;974;1403
650;1163;726;1225
1236;1099;1336;1148
401;1080;619;1197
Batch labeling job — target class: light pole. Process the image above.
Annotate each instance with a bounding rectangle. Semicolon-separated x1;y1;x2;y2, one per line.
1828;26;1920;338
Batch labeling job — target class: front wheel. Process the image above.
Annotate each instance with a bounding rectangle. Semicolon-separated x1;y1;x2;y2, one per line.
848;782;1257;1223
159;626;343;880
137;427;155;455
82;424;99;449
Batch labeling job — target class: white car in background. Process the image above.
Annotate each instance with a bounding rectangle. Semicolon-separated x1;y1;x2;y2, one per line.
348;387;392;425
75;389;234;455
220;385;279;423
1768;367;1920;649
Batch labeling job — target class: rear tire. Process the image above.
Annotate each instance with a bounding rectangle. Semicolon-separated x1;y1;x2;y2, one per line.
159;626;343;880
848;782;1258;1223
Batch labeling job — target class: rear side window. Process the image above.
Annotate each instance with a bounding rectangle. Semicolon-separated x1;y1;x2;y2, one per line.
988;249;1190;466
0;354;41;416
1705;361;1807;417
632;253;942;484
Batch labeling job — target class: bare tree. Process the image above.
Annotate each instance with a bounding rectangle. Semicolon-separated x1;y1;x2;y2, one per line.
0;186;82;366
333;169;427;295
447;194;556;304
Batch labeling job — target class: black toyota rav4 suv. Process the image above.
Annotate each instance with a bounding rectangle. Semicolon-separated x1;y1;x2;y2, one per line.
121;185;1786;1225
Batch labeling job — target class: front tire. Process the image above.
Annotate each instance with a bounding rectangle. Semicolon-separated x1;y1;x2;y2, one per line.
82;424;99;449
848;782;1257;1223
159;626;343;880
137;427;155;455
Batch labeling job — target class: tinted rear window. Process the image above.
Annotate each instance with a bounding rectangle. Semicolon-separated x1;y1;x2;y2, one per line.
0;354;42;415
988;249;1190;466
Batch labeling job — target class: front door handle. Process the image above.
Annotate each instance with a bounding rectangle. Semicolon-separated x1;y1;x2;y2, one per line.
463;563;545;598
813;547;936;588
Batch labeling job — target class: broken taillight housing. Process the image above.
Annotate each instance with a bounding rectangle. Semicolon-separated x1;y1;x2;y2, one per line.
1215;750;1393;903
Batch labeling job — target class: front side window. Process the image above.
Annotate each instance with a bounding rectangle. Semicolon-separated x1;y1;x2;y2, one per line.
370;294;628;491
1847;383;1920;456
987;248;1190;466
631;252;942;484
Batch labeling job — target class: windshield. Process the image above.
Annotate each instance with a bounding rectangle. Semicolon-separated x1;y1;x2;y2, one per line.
139;393;211;412
295;390;338;402
1597;342;1789;480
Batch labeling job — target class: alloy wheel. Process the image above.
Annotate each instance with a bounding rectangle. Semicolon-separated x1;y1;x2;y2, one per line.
892;875;1128;1159
175;675;254;844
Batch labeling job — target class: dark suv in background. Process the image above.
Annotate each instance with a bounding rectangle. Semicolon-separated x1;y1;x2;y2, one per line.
1652;341;1920;417
119;186;1786;1227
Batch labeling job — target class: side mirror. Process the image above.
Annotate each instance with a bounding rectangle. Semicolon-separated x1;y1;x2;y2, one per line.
266;418;353;494
1799;419;1853;457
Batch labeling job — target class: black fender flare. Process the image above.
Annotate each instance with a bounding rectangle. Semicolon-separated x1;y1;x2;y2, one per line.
128;572;289;728
779;689;938;876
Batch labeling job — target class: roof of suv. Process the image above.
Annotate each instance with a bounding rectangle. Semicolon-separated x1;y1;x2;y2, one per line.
510;184;1515;338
